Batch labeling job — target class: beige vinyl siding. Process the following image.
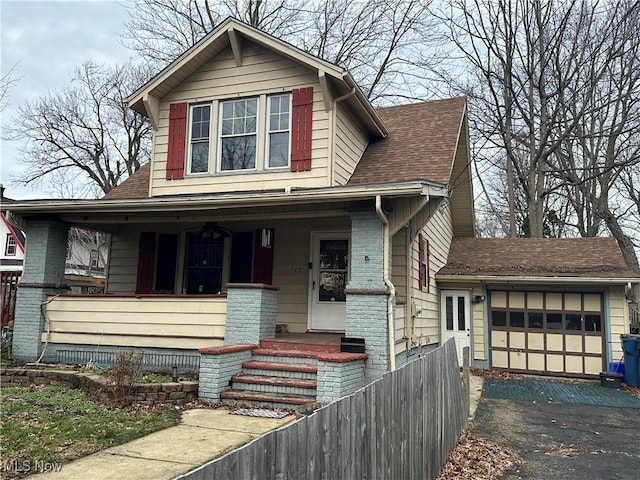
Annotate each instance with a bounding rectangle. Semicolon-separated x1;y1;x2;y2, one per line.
609;286;629;359
410;202;454;346
333;103;369;185
449;119;475;237
471;285;486;360
270;217;351;332
392;230;408;304
150;42;331;196
106;231;139;293
395;304;406;355
43;295;226;349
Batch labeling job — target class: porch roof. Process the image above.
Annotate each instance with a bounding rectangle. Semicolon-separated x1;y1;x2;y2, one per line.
7;180;447;226
436;237;640;284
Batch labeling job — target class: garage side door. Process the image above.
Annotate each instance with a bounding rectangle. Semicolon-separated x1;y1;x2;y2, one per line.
489;291;604;377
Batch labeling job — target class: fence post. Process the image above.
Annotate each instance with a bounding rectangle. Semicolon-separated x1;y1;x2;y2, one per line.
462;346;470;419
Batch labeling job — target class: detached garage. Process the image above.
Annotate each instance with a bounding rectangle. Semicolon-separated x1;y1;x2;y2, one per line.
437;237;639;378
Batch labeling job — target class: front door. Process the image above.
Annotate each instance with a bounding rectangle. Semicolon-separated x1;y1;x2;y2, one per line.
440;290;471;366
309;232;349;331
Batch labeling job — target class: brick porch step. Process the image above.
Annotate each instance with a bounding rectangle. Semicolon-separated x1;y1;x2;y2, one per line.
258;339;340;353
252;348;322;360
242;360;318;374
231;374;317;390
220;389;316;407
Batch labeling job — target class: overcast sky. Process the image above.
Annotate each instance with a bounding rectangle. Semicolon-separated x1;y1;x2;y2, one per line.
1;0;133;199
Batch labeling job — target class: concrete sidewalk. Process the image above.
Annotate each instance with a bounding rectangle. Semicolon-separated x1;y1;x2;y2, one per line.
28;377;484;479
29;409;295;480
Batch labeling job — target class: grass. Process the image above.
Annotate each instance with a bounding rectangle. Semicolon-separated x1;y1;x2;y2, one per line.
0;384;181;479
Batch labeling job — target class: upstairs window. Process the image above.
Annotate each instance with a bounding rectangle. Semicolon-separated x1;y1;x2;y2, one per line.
188;104;211;174
89;249;100;269
219;98;258;171
267;94;291;168
5;234;16;256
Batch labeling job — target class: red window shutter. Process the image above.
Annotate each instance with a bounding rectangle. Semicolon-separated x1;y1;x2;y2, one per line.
253;228;275;285
166;103;187;180
418;233;425;289
425;238;430;290
291;87;313;172
136;232;156;294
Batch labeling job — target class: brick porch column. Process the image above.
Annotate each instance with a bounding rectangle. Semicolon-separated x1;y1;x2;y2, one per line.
224;283;279;345
13;218;69;361
345;210;391;383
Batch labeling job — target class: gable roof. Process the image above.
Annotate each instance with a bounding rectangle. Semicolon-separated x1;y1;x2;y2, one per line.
437;237;640;281
349;97;466;186
127;17;386;136
104;98;466;200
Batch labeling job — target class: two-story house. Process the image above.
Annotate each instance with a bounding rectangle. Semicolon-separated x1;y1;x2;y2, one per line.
8;18;638;406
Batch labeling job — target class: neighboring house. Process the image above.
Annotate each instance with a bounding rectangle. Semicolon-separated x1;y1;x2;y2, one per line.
1;209;26;273
64;227;108;293
1;207;25;329
7;18;639;404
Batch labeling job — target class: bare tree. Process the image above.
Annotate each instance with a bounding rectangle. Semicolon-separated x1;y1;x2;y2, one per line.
10;61;152;197
0;62;22;113
122;0;447;103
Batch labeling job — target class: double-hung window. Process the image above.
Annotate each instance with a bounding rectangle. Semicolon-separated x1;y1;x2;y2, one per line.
220;98;258;171
267;94;291;168
188;104;211;174
5;234;16;256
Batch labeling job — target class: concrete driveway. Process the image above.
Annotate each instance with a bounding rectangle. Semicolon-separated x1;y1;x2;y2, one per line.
471;379;640;480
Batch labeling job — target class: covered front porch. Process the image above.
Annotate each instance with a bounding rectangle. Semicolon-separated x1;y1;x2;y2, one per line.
9;182;448;404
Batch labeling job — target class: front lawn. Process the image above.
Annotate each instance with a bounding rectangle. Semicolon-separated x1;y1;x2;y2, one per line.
0;384;180;479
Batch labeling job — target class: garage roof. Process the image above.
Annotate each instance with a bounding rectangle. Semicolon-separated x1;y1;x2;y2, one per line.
437;237;640;281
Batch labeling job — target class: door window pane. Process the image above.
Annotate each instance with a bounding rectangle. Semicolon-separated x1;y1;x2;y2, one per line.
319;272;346;302
446;296;453;330
318;239;348;303
457;296;466;331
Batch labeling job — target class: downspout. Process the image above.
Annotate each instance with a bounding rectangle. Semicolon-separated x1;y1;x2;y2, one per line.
330;88;356;185
376;195;396;370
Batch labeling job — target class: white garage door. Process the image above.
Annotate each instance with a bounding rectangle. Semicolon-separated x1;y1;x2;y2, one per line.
489;291;605;377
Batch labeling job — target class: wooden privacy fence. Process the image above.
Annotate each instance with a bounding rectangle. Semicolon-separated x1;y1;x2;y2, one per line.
1;271;21;328
179;339;467;480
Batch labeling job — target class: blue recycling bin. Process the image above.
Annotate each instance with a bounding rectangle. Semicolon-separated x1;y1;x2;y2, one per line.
621;334;640;387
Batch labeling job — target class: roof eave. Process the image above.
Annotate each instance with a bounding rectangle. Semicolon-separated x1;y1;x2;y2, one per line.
7;180;446;215
435;274;640;285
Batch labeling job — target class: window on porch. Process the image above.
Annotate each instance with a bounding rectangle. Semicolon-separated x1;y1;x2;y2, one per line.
135;228;274;295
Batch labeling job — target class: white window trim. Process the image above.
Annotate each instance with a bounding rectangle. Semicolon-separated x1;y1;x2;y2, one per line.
265;93;292;170
217;97;259;173
6;234;16;256
186;103;212;176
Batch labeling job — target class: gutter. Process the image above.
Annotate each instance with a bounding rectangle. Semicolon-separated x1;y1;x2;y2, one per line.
435;274;640;285
376;195;396;371
8;181;447;215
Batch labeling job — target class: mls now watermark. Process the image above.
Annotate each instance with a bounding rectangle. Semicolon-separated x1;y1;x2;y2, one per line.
1;460;63;474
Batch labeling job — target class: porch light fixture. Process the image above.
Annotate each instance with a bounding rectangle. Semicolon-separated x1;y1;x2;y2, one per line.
199;222;231;239
472;295;486;303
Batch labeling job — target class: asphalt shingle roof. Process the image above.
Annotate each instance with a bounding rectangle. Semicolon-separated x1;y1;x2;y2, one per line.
437;237;639;278
349;97;466;186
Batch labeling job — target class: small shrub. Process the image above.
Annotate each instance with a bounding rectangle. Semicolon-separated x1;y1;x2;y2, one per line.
79;359;105;375
105;351;144;406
